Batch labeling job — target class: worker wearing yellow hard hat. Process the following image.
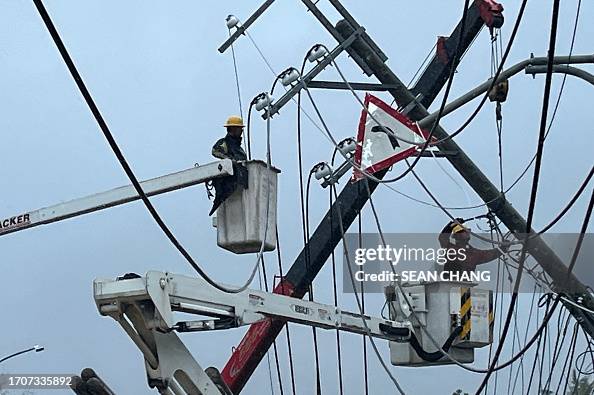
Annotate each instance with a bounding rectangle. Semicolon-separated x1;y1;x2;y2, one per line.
209;115;248;215
438;218;508;274
213;115;246;160
223;115;245;128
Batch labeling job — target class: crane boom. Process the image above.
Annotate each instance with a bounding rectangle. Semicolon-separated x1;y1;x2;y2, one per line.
0;159;233;237
93;271;413;395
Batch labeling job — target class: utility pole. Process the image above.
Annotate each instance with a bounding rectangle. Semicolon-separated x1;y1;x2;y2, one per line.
220;2;501;392
332;20;594;337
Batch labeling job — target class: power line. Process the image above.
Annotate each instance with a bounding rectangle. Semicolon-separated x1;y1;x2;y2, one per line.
325;0;472;182
228;28;244;119
259;255;284;395
298;70;323;393
567;187;594;276
475;1;562;392
559;323;580;394
327;188;344;395
274;227;298;395
331;184;408;395
257;260;278;395
32;0;269;294
358;211;369;395
501;0;583;203
300;72;592;372
541;313;572;392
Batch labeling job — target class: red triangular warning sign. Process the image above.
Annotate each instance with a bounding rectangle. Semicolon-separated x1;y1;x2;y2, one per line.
352;94;429;181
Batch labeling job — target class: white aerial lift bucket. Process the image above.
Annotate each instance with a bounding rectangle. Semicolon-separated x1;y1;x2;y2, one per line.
216;160;280;254
387;281;493;366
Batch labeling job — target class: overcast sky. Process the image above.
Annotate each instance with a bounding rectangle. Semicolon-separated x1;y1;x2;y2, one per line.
1;1;593;394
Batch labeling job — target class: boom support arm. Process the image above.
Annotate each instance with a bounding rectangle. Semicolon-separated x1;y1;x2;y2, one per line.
94;271;412;394
0;159;233;237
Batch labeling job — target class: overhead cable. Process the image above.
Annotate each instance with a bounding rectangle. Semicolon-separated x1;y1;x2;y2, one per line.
475;3;563;391
33;0;271;294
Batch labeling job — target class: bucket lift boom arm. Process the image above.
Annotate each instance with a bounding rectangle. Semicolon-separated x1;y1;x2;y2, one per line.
0;159;233;237
93;271;412;395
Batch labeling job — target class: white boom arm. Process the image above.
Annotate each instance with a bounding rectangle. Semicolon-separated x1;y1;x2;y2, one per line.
0;160;233;237
93;271;412;395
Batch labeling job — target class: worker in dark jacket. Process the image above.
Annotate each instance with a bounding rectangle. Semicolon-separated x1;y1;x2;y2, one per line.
438;218;507;274
212;116;248;161
209;116;248;215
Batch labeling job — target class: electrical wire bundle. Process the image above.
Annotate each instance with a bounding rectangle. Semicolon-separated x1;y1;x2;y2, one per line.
32;0;594;394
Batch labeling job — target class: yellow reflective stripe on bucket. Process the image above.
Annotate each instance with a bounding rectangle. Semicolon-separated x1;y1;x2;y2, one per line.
460;287;472;340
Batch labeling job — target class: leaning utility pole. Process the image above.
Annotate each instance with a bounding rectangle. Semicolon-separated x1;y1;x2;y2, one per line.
332;20;594;336
220;1;503;392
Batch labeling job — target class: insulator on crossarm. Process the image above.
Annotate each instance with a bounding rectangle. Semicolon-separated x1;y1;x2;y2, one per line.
338;137;356;156
254;92;274;111
307;44;328;63
226;15;240;29
313;162;333;181
280;67;301;87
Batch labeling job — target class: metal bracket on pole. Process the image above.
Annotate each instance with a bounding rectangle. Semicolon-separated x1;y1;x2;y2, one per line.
320;150;457;188
401;93;425;116
262;26;364;119
320;160;352;188
217;0;276;54
305;81;403;91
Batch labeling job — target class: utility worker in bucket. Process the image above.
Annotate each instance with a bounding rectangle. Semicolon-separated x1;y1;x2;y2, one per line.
212;116;248;162
438;218;508;274
209;116;249;215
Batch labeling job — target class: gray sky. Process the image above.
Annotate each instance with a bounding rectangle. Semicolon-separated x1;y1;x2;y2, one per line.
1;1;593;394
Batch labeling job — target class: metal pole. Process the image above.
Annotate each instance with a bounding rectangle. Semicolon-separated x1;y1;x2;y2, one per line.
419;55;594;127
525;64;594;86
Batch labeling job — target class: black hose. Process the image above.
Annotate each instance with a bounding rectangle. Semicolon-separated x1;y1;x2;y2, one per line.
408;326;463;363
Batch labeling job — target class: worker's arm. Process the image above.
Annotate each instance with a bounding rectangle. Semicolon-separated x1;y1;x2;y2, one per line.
212;138;230;159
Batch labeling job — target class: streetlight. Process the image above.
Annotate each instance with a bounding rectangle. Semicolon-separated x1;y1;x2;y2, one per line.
0;345;44;364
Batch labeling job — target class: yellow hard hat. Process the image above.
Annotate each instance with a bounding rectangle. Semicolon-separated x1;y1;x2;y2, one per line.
224;115;244;127
452;224;467;234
